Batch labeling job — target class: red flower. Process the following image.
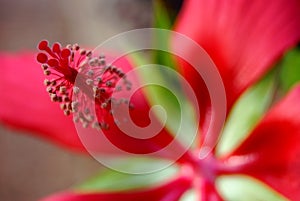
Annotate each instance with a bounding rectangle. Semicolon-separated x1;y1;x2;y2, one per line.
1;0;300;200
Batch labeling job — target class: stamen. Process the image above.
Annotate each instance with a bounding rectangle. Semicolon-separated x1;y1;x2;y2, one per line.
36;40;133;130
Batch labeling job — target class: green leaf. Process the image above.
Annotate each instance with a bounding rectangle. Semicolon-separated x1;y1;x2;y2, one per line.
279;48;300;92
216;72;275;156
76;160;178;192
136;63;198;148
153;0;173;30
217;175;288;201
153;0;178;71
128;50;198;148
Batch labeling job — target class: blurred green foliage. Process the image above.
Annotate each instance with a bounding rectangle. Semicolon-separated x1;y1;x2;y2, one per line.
279;47;300;92
217;175;288;201
76;160;178;192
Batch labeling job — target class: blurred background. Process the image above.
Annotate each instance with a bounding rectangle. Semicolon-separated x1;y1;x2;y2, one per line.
0;0;154;50
0;1;156;200
1;1;299;201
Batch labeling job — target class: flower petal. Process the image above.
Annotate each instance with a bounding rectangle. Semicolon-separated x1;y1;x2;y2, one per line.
225;85;300;200
40;173;192;201
0;52;84;152
174;0;300;123
200;179;224;201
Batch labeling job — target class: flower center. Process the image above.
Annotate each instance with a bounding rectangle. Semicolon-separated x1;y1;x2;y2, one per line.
36;40;132;130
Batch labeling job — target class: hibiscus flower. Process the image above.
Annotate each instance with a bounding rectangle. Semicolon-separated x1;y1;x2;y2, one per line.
1;0;300;200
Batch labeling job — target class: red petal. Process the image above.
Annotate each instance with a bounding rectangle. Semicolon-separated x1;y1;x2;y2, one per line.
174;0;300;131
40;173;192;201
201;180;224;201
225;85;300;200
0;52;85;152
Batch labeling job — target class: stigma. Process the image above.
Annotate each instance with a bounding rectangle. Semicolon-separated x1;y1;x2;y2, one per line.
36;40;132;130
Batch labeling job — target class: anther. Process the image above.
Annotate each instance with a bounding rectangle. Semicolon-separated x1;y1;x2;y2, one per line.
44;70;51;76
66;44;72;49
64;110;71;116
106;81;113;87
86;70;94;77
82;122;89;128
71;101;79;112
80;49;86;55
59;86;67;94
126;85;132;91
86;114;94;122
46;87;53;93
84;108;90;114
62;95;69;102
92;122;100;130
115;86;122;91
101;102;107;108
99;58;105;65
73;44;80;51
92;86;99;93
119;72;125;77
100;122;109;130
99;88;106;93
73;116;79;123
129;103;134;110
111;66;117;72
51;80;57;86
66;102;72;110
86;51;92;58
114;119;120;126
44;79;51;86
86;79;93;85
73;86;80;94
122;99;129;104
57;96;63;102
50;94;58;102
71;52;74;62
105;65;112;71
96;77;102;83
60;103;67;110
41;64;48;70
